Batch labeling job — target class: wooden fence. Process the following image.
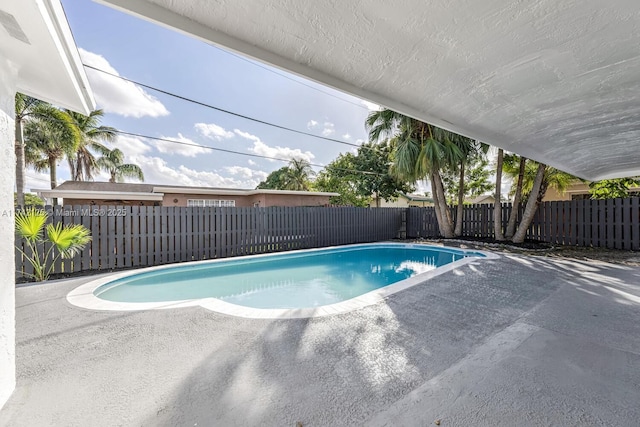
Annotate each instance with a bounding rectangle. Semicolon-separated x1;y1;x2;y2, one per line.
407;198;640;250
15;206;404;279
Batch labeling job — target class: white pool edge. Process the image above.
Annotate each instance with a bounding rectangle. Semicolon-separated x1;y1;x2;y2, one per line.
67;243;500;319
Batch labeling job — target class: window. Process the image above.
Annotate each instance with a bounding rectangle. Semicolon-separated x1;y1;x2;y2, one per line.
187;199;235;207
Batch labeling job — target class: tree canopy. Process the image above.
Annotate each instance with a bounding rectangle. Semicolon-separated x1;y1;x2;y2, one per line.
589;178;640;199
256;158;314;191
314;140;413;206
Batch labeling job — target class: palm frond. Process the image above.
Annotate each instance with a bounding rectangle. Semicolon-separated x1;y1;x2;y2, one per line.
15;209;47;242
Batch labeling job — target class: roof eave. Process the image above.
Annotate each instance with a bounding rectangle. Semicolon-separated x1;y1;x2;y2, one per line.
33;189;164;201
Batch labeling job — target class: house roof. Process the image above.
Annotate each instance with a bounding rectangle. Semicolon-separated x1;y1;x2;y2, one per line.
401;194;433;202
467;195;495;204
33;181;339;200
99;0;640;181
3;0;94;114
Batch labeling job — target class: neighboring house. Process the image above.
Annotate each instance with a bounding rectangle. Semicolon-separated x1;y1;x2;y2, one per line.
543;180;640;201
370;193;434;208
34;181;339;207
0;0;95;408
466;194;496;205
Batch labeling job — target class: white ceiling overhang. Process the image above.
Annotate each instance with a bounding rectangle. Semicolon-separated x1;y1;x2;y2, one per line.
2;0;94;114
98;0;640;181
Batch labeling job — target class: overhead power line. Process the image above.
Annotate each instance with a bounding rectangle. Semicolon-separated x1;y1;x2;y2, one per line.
116;130;383;176
220;50;369;110
24;113;388;178
82;64;375;152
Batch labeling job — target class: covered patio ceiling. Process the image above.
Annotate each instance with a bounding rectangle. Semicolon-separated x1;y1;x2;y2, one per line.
99;0;640;181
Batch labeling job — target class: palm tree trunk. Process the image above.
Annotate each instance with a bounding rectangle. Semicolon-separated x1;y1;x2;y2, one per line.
494;149;505;241
67;158;76;181
505;156;526;238
512;163;546;243
15;119;25;207
454;161;465;236
430;175;444;236
110;171;116;183
433;169;454;238
48;157;58;205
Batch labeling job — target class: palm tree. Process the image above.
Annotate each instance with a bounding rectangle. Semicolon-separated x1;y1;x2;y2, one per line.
65;109;117;181
503;153;527;238
97;148;144;183
512;163;547;244
502;159;575;243
494;148;505;240
452;139;487;236
14;94;70;206
366;109;464;238
282;158;313;190
24;118;79;204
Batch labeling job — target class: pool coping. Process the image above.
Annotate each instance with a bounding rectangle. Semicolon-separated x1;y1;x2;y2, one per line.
66;242;500;319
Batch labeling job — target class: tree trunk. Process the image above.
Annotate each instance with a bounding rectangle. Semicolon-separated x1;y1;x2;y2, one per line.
110;171;116;183
512;163;546;243
15;119;25;207
494;149;505;240
505;156;526;238
432;169;455;238
430;175;444;236
454;161;465;236
49;157;58;206
67;158;76;181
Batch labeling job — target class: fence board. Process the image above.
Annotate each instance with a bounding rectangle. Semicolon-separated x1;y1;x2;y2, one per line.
633;198;640;251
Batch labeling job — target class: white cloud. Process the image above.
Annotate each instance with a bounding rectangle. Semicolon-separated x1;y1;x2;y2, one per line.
307;120;318;129
248;159;257;166
225;166;268;180
194;122;234;141
79;48;169;118
152;133;209;157
234;129;315;162
342;133;351;140
234;129;261;143
130;155;262;188
111;135;152;157
361;100;381;111
322;122;335;137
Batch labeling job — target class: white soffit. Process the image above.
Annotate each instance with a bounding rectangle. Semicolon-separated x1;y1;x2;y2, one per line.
1;0;94;114
98;0;640;180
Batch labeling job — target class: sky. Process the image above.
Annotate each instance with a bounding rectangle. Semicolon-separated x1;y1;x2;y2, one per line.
26;0;389;192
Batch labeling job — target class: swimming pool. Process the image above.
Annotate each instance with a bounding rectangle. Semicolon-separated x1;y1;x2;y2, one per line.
67;243;498;318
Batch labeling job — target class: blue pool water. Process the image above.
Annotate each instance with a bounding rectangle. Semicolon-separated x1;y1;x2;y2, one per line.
94;244;484;309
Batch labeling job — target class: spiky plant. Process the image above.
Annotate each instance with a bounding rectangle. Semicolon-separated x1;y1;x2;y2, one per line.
15;208;91;281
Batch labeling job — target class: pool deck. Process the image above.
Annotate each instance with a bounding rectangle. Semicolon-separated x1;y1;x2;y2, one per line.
2;252;640;426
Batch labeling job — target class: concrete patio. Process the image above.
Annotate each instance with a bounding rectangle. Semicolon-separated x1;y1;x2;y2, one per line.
1;252;640;426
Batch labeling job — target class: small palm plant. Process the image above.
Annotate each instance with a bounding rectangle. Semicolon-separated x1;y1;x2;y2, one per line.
15;208;91;281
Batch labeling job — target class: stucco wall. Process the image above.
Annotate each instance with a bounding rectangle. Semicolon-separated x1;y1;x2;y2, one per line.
62;193;332;208
162;194;250;207
261;194;330;207
0;58;17;409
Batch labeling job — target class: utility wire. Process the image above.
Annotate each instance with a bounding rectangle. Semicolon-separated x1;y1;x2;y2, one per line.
116;130;384;176
220;50;369;110
82;64;377;152
23;113;388;177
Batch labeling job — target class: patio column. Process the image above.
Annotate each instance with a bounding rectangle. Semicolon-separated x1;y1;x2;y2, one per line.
0;57;17;409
